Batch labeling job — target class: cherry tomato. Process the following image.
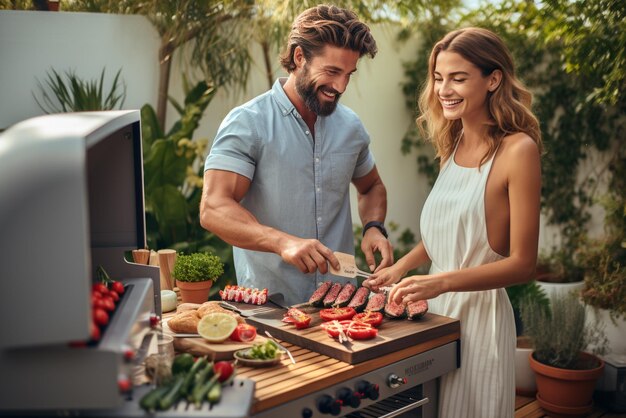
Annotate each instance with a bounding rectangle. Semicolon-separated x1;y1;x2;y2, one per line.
319;307;356;322
90;321;101;341
92;283;108;294
353;311;384;327
230;323;257;342
213;361;234;383
93;308;109;326
111;281;125;294
283;308;312;329
101;296;115;312
108;290;120;302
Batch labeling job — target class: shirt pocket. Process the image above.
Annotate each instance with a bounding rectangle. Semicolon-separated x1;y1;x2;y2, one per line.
329;152;359;193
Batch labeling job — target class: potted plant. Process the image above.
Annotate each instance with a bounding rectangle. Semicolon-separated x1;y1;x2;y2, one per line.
579;231;626;355
521;292;607;416
172;252;224;304
506;281;549;396
535;244;586;300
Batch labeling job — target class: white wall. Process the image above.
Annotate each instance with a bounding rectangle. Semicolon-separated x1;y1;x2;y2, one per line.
0;10;159;130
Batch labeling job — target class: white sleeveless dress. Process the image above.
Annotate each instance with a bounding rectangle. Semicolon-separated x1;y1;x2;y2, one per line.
420;146;516;418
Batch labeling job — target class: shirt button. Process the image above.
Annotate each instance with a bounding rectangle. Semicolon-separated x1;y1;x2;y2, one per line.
305;130;310;135
316;187;320;192
315;158;320;163
317;217;322;222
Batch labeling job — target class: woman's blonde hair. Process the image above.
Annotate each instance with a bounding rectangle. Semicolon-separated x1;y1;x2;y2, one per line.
417;27;542;165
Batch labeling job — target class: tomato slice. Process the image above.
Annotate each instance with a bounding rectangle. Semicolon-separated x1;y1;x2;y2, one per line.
230;323;257;342
319;307;356;322
353;311;384;327
346;323;378;340
321;320;377;340
283;308;312;329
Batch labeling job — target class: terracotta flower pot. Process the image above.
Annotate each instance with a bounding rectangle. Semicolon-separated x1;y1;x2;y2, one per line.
176;280;213;304
529;351;604;417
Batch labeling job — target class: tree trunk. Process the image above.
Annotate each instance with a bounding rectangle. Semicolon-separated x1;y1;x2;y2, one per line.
157;41;173;132
261;41;274;89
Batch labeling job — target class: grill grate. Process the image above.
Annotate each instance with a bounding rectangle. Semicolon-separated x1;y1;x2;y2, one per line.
344;387;425;418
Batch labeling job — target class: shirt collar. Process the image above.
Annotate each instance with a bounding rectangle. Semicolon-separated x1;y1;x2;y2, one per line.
272;77;297;117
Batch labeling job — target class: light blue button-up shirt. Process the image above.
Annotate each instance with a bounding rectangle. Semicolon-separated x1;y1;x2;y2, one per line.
205;78;375;305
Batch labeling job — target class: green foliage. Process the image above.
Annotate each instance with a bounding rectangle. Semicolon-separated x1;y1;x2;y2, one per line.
140;77;235;296
579;182;626;319
173;252;224;283
33;67;126;113
520;293;607;370
506;281;549;315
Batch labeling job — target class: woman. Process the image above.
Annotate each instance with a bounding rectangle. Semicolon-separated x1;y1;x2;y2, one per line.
364;27;542;418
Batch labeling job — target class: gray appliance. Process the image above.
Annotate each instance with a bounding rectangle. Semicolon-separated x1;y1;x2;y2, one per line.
0;111;160;411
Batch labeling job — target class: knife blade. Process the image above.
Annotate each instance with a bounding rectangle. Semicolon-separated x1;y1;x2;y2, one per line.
264;331;296;364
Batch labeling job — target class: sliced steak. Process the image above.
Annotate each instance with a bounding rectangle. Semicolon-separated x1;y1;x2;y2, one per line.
406;300;429;320
334;282;357;307
308;281;333;307
364;292;386;313
347;286;370;312
322;282;344;307
384;298;407;319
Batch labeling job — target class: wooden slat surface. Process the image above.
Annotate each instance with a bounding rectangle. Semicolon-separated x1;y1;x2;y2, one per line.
244;305;460;364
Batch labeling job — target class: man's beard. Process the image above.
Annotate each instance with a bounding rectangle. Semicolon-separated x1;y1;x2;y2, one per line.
295;64;341;116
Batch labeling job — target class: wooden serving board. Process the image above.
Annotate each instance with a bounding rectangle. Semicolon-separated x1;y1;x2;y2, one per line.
241;303;460;364
162;313;268;360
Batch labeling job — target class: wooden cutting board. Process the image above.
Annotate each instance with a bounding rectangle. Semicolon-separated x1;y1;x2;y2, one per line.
162;313;268;360
242;304;460;364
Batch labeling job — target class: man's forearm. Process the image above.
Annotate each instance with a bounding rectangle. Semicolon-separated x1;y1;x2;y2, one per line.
357;179;387;225
200;198;285;253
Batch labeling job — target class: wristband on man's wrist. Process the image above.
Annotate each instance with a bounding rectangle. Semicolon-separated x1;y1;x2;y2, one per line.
362;221;388;238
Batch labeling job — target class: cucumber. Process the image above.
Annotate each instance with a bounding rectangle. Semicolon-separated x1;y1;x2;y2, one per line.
139;385;171;412
158;375;185;410
207;381;222;404
180;357;209;397
192;374;219;408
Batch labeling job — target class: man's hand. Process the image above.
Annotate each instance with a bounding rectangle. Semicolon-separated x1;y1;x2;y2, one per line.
361;228;393;273
279;237;340;274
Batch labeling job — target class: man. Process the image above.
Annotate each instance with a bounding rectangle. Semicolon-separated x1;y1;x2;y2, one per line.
200;4;393;305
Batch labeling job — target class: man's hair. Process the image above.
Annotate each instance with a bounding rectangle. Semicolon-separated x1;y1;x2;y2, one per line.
279;4;377;73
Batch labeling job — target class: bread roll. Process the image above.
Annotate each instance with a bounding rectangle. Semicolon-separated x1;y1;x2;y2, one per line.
168;310;200;334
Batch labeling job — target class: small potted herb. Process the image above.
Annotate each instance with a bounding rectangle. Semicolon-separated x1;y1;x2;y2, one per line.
173;252;224;303
520;293;607;416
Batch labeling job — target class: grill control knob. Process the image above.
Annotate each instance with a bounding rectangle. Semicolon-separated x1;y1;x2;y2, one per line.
337;387;361;408
355;380;380;401
316;394;341;415
301;407;313;418
387;373;408;388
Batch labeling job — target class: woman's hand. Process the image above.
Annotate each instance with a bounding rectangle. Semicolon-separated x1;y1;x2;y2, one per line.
388;274;447;305
363;265;403;292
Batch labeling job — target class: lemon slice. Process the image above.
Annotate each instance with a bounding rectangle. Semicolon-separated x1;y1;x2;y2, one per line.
197;312;238;343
